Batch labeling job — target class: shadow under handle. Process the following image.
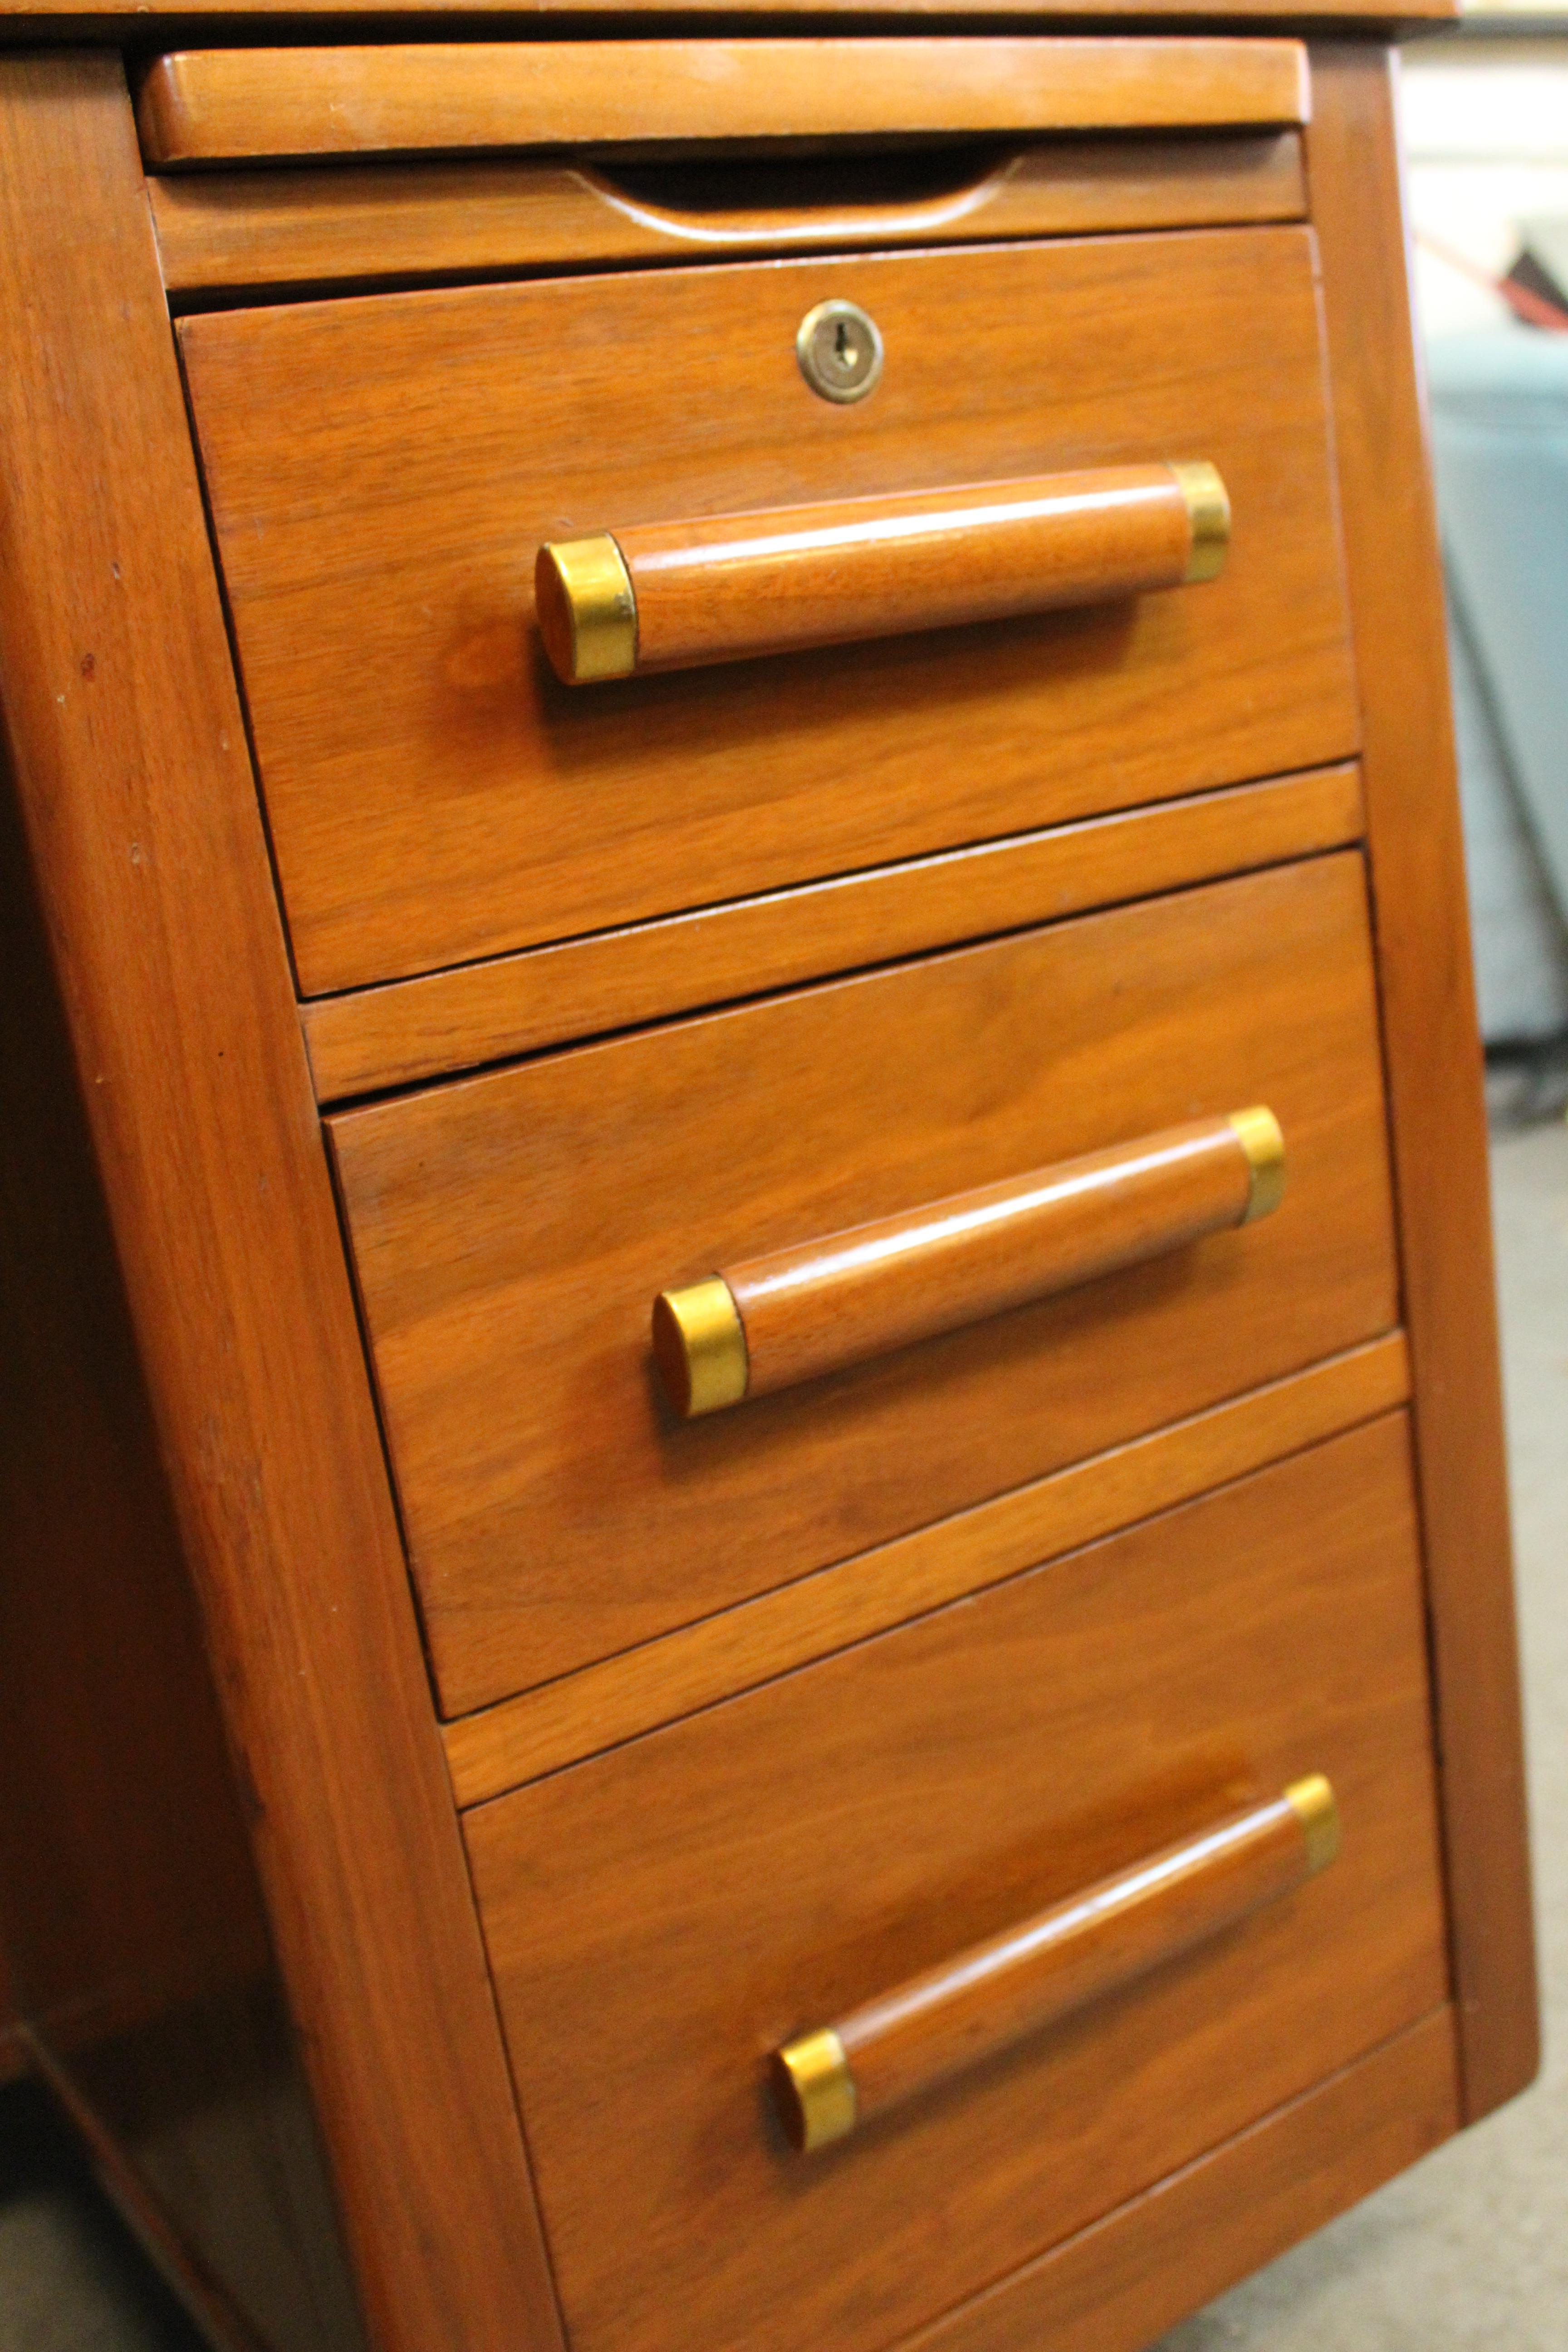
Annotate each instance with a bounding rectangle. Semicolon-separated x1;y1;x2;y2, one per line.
773;1775;1341;2154
652;1106;1284;1420
536;460;1229;683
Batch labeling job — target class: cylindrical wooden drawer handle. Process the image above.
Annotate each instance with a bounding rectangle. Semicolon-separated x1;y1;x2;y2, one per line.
536;460;1229;683
652;1105;1284;1420
773;1774;1340;2154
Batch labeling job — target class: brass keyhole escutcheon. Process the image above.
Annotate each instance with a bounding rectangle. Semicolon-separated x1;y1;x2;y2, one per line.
797;300;885;405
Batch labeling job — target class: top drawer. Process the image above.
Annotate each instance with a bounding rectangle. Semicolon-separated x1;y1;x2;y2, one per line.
180;225;1358;997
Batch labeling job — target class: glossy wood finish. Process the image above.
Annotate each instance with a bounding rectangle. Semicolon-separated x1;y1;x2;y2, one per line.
332;853;1397;1718
909;2008;1460;2352
0;54;562;2352
540;464;1217;684
657;1112;1267;1417
445;1333;1410;1805
1309;43;1539;2125
778;1788;1330;2149
150;134;1307;297
137;39;1308;167
303;764;1363;1104
181;226;1358;995
464;1415;1448;2352
0;26;1530;2352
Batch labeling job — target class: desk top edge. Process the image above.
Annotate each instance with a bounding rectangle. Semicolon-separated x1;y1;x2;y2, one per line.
0;5;1464;29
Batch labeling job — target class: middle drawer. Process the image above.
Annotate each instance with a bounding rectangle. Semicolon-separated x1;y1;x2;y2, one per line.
329;849;1398;1719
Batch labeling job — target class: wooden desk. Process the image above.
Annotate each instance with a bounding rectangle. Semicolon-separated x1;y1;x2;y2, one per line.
0;17;1537;2352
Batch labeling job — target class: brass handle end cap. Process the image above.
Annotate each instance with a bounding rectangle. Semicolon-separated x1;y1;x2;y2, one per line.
652;1277;748;1418
772;2027;857;2153
1285;1774;1341;1875
1171;461;1231;584
535;534;637;683
1228;1106;1286;1223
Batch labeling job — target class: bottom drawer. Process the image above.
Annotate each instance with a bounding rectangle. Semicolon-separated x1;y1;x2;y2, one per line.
465;1414;1448;2352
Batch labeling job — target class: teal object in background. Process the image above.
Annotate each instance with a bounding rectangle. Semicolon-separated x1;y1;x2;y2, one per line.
1427;330;1568;1038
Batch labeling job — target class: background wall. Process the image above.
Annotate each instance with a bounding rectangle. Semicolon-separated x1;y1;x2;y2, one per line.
1400;13;1568;1046
1403;22;1568;338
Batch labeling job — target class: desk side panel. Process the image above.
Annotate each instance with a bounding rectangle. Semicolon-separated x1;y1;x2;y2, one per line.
0;744;361;2352
1307;39;1539;2122
0;50;565;2352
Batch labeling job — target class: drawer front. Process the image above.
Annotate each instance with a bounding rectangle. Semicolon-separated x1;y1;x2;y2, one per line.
181;225;1357;995
464;1414;1448;2352
329;852;1398;1718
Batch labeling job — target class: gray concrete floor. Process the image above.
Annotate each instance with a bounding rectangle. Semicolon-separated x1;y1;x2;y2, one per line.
1;1124;1563;2352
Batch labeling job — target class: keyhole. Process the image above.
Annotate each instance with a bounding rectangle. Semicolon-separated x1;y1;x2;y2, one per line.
796;300;884;405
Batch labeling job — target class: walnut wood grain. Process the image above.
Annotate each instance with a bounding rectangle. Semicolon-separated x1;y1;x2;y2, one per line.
150;134;1307;296
0;27;1506;2352
656;1112;1268;1417
906;2007;1459;2352
331;853;1398;1718
463;1415;1449;2352
1309;43;1539;2126
777;1786;1332;2150
0;54;563;2352
181;226;1359;996
137;39;1309;167
539;464;1220;684
444;1333;1411;1805
302;764;1364;1104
